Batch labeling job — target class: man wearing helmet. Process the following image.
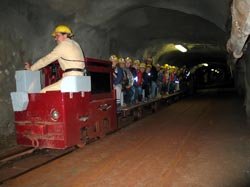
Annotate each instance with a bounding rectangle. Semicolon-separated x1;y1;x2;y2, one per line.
110;55;123;109
25;25;85;93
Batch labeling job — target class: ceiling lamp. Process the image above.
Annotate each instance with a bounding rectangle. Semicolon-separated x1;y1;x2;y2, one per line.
175;44;187;53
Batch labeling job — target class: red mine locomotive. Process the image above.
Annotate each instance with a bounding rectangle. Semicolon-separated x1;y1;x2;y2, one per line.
11;58;117;149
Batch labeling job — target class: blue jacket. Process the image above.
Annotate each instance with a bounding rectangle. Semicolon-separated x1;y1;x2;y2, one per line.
113;66;123;85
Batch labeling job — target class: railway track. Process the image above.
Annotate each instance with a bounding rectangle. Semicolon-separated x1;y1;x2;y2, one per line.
0;146;76;184
0;91;184;184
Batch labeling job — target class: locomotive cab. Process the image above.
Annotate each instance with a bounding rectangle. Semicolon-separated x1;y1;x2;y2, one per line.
11;58;117;149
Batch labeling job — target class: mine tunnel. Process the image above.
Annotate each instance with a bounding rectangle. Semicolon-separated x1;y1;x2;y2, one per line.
1;0;250;186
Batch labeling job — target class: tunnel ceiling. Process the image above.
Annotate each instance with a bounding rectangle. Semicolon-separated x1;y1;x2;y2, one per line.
10;0;232;67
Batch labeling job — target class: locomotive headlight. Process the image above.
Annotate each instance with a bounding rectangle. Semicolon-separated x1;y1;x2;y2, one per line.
51;109;60;121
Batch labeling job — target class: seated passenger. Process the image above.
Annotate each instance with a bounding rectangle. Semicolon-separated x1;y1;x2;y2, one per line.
24;25;85;93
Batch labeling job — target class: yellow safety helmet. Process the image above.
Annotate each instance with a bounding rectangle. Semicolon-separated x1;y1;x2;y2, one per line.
118;58;125;64
125;57;132;63
52;25;73;37
139;63;146;68
134;60;140;65
146;64;152;68
109;55;118;62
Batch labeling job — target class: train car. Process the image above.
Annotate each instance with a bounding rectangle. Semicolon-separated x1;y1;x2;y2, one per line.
10;58;117;149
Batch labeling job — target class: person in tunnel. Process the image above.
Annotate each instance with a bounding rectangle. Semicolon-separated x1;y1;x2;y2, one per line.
169;67;176;94
126;57;137;104
132;59;141;103
142;64;152;101
162;67;170;94
137;62;145;101
123;57;134;105
24;25;85;93
156;65;164;95
146;57;158;98
118;58;127;106
110;55;123;110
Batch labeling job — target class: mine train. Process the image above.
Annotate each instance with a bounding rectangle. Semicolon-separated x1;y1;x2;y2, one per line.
11;58;181;149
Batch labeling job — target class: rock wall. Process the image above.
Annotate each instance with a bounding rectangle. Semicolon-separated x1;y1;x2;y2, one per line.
0;1;35;137
243;44;250;120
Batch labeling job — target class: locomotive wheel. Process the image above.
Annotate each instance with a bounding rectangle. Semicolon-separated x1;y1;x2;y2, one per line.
98;125;105;138
77;142;86;148
78;128;88;148
97;120;109;139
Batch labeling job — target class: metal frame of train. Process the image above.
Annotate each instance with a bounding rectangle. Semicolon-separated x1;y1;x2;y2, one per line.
11;58;182;149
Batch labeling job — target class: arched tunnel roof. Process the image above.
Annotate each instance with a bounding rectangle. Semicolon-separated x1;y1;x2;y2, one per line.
3;0;232;67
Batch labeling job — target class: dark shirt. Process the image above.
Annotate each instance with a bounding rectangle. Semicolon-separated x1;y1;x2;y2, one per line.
129;67;137;86
142;72;151;87
150;65;158;82
113;66;123;85
157;72;164;84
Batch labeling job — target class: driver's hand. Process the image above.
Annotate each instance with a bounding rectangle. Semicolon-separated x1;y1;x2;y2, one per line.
24;62;31;70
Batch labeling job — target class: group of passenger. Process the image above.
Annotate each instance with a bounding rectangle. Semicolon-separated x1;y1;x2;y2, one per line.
22;24;190;99
110;55;189;109
22;25;189;100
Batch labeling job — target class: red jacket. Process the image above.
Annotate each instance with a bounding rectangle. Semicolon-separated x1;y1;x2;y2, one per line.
137;70;143;86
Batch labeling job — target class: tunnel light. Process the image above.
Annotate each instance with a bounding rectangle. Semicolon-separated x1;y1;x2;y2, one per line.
202;63;208;67
175;45;187;53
